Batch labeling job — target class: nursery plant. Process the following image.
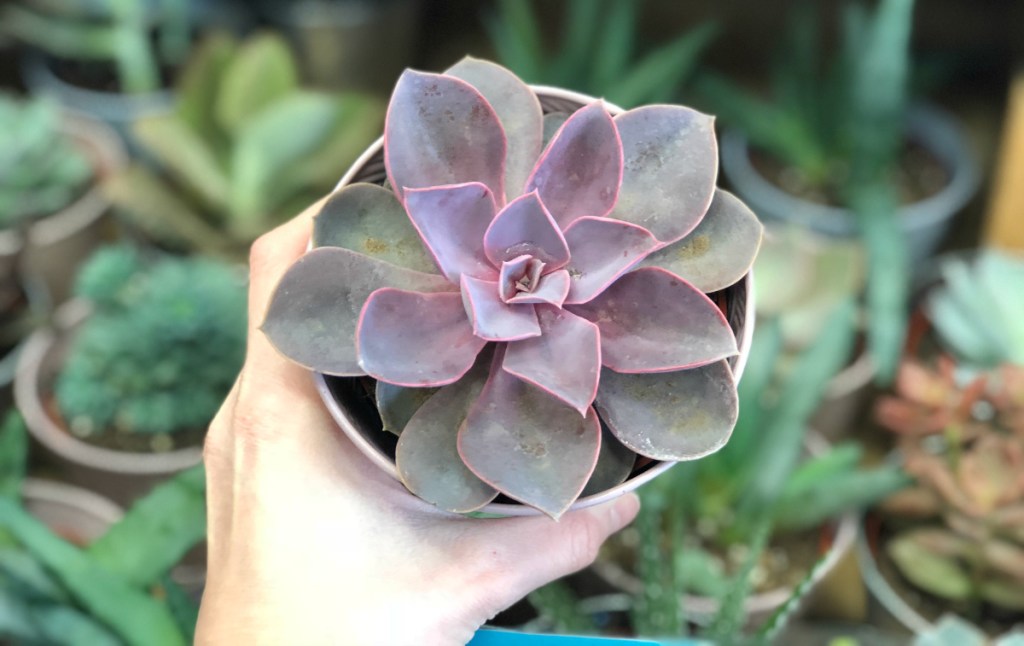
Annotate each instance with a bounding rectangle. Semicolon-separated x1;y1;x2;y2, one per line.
262;57;764;518
0;412;206;645
55;245;246;446
1;0;190;94
486;0;717;108
104;32;384;257
0;95;93;232
695;0;919;383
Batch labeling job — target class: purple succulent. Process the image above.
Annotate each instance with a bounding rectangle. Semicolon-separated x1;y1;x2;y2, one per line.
262;57;763;518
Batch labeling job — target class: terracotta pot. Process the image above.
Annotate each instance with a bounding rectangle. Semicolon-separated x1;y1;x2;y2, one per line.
15;300;203;506
720;104;979;266
314;86;757;517
590;431;857;627
0;110;126;306
22;477;123;545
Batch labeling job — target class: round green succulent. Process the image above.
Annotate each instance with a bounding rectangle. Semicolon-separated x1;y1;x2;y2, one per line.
0;95;93;230
56;246;247;438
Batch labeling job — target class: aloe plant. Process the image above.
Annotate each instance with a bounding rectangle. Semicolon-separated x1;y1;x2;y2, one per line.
0;94;92;230
55;245;246;439
695;0;917;383
486;0;716;108
0;412;205;645
263;57;764;518
105;32;384;257
1;0;190;94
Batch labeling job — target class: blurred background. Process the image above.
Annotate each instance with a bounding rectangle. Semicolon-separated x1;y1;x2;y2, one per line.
0;0;1023;643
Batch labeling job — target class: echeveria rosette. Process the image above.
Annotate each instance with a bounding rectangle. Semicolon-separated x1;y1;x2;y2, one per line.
262;57;764;519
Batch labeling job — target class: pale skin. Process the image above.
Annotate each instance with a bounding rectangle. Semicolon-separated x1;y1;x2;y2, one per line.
195;199;641;645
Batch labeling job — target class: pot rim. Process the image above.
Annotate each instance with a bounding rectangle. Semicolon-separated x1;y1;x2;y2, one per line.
315;84;756;517
21;476;125;527
0;110;126;256
14;299;204;474
719;103;980;235
855;517;935;635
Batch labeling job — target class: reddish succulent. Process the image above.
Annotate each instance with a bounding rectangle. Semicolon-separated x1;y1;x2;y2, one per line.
262;58;763;518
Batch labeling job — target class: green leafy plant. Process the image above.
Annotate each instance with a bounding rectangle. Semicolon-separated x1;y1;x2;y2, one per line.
55;245;246;439
925;251;1024;369
0;411;205;645
913;615;1024;646
877;357;1024;613
485;0;717;108
105;32;384;257
1;0;191;94
0;94;92;231
695;0;917;383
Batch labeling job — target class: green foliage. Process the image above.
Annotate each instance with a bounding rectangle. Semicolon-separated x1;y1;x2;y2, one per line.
56;245;246;436
914;615;1024;646
0;95;92;230
105;32;384;257
0;0;191;93
486;0;717;107
926;251;1024;368
696;0;916;383
0;413;27;500
0;472;205;645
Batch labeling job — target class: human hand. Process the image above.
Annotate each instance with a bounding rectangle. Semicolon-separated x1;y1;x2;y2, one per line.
195;199;640;646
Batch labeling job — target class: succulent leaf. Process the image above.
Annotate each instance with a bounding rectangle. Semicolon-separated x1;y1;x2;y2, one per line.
595;361;738;461
356;289;487;387
396;356;498;512
639;189;764;292
214;33;298;135
569;268;737;373
562;216;659;305
385;70;507;202
542;112;570;147
483;191;570;269
446;56;544;201
887;529;974;601
261;247;452;375
404;183;499;283
506;270;571;307
502;306;602;415
312;183;437;273
132;114;230;211
460;274;541;342
525;102;623;229
580;424;636;498
376;382;439;435
610;106;717;244
459;350;602;518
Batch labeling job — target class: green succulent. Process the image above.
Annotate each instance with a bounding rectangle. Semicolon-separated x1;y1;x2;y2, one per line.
105;32;384;258
926;250;1024;369
486;0;717;108
1;0;190;94
0;411;205;646
55;245;246;437
0;95;92;230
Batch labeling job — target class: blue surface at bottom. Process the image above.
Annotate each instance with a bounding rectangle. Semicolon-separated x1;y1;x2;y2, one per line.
468;628;702;646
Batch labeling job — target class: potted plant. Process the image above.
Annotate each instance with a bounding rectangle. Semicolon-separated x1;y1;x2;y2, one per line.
14;245;246;504
261;57;762;518
104;31;384;259
695;0;979;383
536;303;906;638
0;412;206;645
0;94;126;307
486;0;717;109
754;225;874;438
861;250;1024;637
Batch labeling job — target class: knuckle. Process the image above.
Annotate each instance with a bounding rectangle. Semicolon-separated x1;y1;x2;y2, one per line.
248;234;275;273
564;514;604;571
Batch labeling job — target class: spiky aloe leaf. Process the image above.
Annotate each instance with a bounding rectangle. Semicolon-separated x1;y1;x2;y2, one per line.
562;217;658;305
0;413;27;499
525;102;622;229
610;105;718;244
640;189;764;292
595;361;738;461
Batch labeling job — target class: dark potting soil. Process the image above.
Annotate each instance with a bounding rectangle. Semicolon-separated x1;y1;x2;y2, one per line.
868;516;1024;635
44;393;205;454
750;142;950;210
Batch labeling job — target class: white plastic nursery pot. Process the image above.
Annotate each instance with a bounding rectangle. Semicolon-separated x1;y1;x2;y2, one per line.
14;300;203;506
22;477;124;545
0;110;126;306
855;518;935;636
720;105;979;265
313;86;757;518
